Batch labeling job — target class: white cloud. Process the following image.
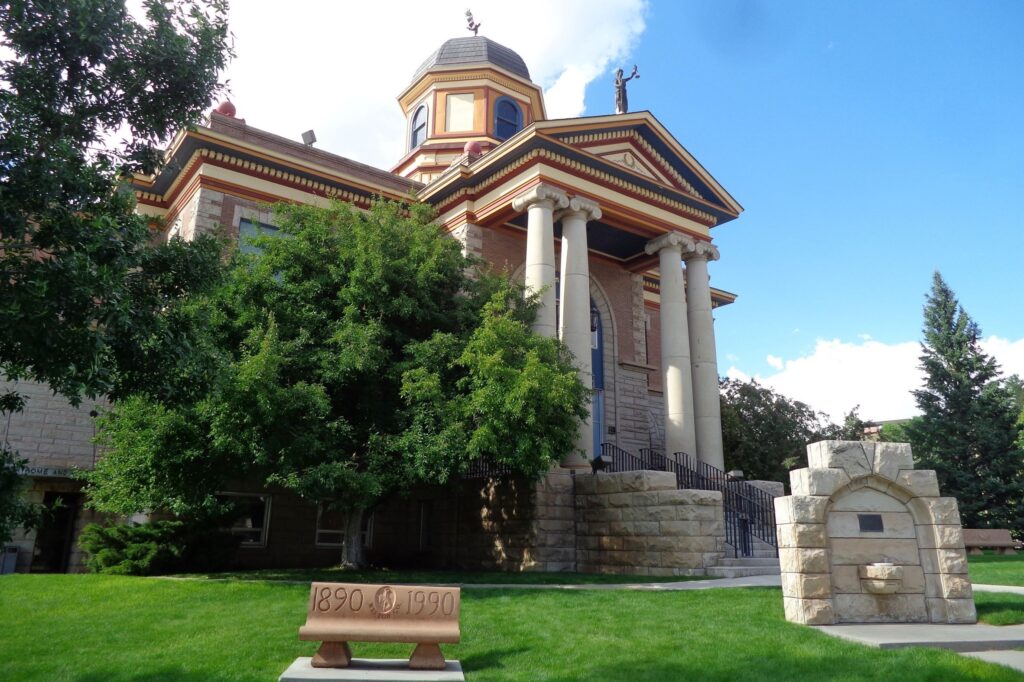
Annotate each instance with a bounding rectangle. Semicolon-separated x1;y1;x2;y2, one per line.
222;0;647;169
982;336;1024;379
728;335;1024;423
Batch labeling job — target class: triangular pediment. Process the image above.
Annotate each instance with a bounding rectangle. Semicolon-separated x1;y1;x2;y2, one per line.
578;139;703;199
537;113;743;219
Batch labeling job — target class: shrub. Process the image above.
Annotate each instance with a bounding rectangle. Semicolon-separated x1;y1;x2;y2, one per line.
79;520;240;575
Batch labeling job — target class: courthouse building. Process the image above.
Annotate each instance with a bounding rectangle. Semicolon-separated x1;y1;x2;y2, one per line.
6;35;752;574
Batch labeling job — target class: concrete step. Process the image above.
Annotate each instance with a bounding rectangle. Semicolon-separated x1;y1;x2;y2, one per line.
716;557;780;567
723;550;778;560
705;565;781;579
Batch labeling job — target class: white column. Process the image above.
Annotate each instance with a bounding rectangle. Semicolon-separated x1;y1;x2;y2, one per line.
557;196;602;467
645;233;697;459
512;184;569;338
684;243;724;471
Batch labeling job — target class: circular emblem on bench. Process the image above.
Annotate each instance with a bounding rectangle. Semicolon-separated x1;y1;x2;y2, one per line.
373;586;398;617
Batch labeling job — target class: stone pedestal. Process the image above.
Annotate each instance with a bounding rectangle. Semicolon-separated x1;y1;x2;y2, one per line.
279;658;464;681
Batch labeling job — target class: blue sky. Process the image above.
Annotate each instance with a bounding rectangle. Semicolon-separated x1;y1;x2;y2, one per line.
223;0;1023;421
599;1;1024;419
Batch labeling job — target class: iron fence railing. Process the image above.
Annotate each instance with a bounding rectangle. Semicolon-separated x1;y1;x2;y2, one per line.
599;442;643;472
673;452;778;558
461;456;516;479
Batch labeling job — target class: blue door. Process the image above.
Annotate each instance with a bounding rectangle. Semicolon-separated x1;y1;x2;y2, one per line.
591;301;604;458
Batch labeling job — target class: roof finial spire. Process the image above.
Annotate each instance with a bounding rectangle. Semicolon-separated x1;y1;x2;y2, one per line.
465;9;481;36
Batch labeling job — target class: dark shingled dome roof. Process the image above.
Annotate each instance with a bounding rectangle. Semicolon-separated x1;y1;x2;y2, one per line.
412;36;531;83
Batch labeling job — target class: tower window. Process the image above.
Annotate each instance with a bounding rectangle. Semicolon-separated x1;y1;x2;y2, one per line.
411;104;428;149
495;98;523;140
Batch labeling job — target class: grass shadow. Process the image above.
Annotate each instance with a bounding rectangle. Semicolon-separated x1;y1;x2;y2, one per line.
974;593;1024;626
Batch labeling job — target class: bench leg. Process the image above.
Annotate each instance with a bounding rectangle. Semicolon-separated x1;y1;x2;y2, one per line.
311;641;352;668
409;643;445;670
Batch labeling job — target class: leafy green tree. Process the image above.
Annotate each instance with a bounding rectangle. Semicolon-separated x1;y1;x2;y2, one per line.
84;200;589;565
0;0;231;542
820;406;869;442
906;272;1024;529
0;0;232;403
878;417;920;444
721;378;835;483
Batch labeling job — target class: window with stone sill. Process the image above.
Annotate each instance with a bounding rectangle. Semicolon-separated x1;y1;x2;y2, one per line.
315;502;345;547
218;492;271;548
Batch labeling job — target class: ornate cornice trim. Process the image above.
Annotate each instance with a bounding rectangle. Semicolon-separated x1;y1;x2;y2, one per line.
432;147;717;226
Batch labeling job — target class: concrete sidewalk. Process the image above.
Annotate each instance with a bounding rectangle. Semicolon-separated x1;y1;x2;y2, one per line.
466;577;1023;594
462;573;783;591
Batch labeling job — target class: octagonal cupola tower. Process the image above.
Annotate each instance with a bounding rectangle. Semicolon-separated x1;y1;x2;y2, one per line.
393;36;547;183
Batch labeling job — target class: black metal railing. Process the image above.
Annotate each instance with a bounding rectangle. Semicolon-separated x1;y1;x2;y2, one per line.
596;443;778;558
599;442;644;472
673;453;778;558
461;456;515;479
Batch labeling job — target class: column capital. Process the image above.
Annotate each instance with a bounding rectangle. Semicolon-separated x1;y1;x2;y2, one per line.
644;231;696;256
511;183;569;212
556;196;602;223
682;241;720;263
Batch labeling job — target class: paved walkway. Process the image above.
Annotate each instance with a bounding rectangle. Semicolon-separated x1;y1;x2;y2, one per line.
463;573;782;591
467;576;1024;594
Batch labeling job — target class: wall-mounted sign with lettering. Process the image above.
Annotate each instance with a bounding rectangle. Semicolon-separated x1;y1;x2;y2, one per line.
17;466;76;479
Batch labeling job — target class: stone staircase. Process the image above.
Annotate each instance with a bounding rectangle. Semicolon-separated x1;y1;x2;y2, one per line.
706;556;781;579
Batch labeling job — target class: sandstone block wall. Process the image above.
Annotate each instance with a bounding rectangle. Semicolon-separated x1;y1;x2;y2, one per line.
575;470;724;576
1;379;105;472
777;440;976;626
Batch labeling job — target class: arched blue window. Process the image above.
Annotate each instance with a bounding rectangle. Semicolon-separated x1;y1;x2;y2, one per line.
411;104;428;149
494;97;522;141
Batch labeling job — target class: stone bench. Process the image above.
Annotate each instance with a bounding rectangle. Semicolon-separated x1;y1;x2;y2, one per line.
298;582;460;670
963;529;1019;555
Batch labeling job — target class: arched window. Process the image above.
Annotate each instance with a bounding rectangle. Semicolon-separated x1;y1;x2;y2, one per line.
410;104;428;149
494;97;522;141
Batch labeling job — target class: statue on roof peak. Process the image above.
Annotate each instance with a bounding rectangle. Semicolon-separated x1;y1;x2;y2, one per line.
465;9;481;36
615;65;640;114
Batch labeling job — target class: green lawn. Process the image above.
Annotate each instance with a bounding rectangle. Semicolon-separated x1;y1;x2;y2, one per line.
970;554;1024;587
3;575;1023;681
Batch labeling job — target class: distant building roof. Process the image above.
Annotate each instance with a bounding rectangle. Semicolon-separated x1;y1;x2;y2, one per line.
412;36;531;83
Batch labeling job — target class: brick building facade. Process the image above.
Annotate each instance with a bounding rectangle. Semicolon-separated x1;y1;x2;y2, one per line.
6;35;743;574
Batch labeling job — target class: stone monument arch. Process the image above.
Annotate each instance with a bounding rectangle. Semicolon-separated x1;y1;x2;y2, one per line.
776;440;976;625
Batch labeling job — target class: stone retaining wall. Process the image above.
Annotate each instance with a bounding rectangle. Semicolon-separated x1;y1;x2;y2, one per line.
575;470;725;576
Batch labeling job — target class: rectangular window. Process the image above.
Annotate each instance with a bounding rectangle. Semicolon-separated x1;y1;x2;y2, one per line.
219;493;271;547
445;93;474;132
238;218;280;255
316;502;345;547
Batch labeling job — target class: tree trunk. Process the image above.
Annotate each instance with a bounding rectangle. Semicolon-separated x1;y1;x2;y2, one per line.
340;508;367;568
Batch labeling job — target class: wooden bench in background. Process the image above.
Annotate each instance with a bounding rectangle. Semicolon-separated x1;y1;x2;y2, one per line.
299;582;461;670
963;528;1020;555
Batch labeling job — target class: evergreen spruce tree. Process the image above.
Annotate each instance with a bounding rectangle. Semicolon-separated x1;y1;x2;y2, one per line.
909;272;1024;530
